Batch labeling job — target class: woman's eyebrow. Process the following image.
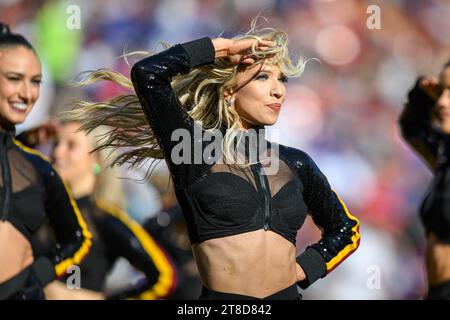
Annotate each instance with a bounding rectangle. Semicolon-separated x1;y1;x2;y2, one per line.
259;69;286;77
5;72;23;76
5;71;42;78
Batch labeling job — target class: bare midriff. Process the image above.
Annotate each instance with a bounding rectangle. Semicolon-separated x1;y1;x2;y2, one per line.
192;229;297;298
426;232;450;286
0;221;34;283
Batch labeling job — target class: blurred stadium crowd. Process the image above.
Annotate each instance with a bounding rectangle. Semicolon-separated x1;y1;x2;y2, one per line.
1;0;450;299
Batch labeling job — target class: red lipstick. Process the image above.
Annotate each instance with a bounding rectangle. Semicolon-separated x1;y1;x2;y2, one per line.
266;103;281;112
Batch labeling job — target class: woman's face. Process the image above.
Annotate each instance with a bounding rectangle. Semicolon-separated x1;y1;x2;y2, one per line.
53;122;97;186
231;62;287;130
437;66;450;133
0;46;41;128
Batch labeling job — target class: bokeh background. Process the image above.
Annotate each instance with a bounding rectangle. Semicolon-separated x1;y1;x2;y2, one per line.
1;0;450;299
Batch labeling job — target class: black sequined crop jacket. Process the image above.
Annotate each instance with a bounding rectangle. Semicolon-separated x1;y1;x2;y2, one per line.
130;37;360;288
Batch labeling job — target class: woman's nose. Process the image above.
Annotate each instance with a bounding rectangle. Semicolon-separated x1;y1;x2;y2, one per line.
53;144;64;161
271;83;283;99
18;82;32;102
437;89;450;109
272;90;282;99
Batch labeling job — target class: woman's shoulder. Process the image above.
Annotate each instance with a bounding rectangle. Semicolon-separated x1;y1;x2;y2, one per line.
12;138;55;174
92;198;139;236
276;143;331;192
276;143;316;169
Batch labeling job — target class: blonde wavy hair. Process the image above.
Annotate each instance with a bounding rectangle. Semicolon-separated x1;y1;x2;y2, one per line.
64;18;307;176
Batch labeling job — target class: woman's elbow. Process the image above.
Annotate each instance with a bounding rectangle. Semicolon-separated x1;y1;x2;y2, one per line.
130;61;148;84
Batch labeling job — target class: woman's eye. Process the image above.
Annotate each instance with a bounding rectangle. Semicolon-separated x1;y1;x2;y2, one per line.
255;73;268;80
32;79;42;85
279;76;288;83
8;77;20;82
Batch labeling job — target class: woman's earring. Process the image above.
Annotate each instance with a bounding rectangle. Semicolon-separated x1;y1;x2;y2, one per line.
227;97;235;108
92;163;101;176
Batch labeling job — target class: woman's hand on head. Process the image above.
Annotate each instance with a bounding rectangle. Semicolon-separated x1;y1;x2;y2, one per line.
19;120;59;148
419;76;440;100
211;37;274;65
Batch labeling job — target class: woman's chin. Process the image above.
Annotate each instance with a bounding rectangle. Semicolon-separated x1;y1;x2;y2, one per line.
258;115;278;126
4;115;26;126
440;119;450;134
265;118;278;126
442;125;450;135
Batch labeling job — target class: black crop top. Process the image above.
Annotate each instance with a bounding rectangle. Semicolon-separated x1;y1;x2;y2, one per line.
131;37;360;288
0;127;92;287
399;78;450;243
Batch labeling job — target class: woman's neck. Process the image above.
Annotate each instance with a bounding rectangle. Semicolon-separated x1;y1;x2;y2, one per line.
67;174;96;199
0;122;15;133
237;119;264;132
440;120;450;134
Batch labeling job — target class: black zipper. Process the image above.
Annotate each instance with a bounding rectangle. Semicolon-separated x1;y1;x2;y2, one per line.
252;163;271;231
1;133;12;221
